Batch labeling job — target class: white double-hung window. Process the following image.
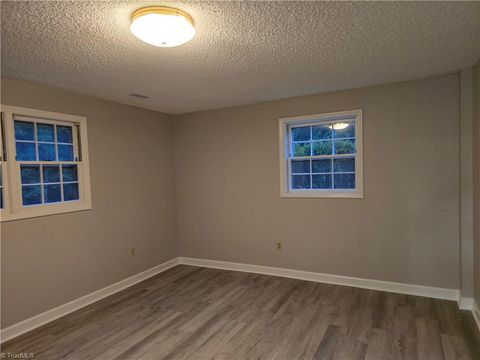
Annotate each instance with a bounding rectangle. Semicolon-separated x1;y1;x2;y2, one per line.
279;109;363;198
1;105;92;221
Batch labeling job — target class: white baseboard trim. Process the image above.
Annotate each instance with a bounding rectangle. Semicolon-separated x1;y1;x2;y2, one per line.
1;257;180;343
458;296;475;311
473;300;480;332
1;256;467;343
179;257;460;302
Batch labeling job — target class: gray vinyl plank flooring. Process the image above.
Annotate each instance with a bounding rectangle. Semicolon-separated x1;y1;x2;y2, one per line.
2;265;480;360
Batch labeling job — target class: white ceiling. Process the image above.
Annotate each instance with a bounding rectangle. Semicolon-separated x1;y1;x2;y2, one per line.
2;1;480;114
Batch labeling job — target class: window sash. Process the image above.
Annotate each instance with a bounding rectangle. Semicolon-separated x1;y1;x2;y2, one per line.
17;163;82;207
14;117;79;162
287;160;357;191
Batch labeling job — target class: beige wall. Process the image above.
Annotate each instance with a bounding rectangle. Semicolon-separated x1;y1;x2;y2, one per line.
1;77;178;328
473;59;480;308
174;74;460;290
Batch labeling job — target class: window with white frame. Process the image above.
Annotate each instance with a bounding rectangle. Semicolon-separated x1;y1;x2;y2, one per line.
279;110;363;198
1;105;92;221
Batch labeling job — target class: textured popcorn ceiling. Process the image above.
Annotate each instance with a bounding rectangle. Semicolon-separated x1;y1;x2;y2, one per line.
1;1;480;114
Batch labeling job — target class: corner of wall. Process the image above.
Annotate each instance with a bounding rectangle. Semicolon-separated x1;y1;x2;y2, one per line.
459;68;475;299
169;112;182;258
472;58;480;309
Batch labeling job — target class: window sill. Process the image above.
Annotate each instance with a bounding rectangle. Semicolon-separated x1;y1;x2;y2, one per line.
1;202;92;222
280;190;363;199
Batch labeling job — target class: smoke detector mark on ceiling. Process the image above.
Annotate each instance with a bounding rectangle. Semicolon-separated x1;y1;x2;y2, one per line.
130;93;149;99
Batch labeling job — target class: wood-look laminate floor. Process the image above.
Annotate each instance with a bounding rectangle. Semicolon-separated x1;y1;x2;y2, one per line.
2;265;480;360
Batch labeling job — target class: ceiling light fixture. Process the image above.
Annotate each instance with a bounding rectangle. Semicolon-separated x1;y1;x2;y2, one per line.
329;123;350;130
130;6;195;47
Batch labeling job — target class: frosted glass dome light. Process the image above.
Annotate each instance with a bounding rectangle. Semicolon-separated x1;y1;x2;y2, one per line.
130;7;195;47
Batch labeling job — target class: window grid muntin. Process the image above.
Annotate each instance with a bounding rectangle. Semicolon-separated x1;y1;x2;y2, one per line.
287;119;357;191
14;120;76;162
15;118;80;207
19;163;80;207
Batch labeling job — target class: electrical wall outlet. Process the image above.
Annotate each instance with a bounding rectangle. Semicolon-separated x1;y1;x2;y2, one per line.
277;242;282;251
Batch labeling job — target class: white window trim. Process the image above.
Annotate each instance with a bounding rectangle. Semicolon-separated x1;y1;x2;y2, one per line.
279;109;364;199
1;105;92;221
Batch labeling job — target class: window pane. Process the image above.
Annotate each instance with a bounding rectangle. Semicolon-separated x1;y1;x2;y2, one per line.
312;125;332;140
21;165;41;184
312;174;332;189
334;122;355;138
334;174;355;189
57;125;73;143
43;165;60;183
291;175;310;189
292;126;310;141
16;142;36;160
37;123;55;142
312;141;332;156
333;158;355;172
22;185;42;205
312;159;331;173
14;121;35;141
334;139;355;155
38;143;56;161
62;165;78;182
64;183;79;201
44;184;62;203
58;144;74;161
291;160;310;174
293;142;311;157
